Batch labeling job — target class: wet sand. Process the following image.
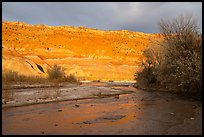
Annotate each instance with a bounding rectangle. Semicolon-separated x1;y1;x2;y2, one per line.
2;82;202;135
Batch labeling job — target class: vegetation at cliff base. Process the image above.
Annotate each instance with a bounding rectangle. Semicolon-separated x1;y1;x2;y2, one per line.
47;64;79;83
2;64;79;84
135;14;202;100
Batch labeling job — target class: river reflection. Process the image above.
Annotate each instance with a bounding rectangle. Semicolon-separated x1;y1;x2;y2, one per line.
2;88;202;135
2;93;140;135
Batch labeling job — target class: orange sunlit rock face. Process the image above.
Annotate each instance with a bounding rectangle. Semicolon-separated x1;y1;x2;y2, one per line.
2;21;161;81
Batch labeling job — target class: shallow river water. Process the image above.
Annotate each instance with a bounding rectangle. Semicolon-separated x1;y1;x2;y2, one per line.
2;82;202;135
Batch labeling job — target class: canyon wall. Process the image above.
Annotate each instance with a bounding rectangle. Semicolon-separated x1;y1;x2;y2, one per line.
2;21;161;81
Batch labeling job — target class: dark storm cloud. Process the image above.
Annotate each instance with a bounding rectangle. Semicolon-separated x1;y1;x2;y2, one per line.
2;2;202;33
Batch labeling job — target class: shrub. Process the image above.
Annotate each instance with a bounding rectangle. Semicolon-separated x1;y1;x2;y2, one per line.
135;66;159;88
47;64;79;83
2;70;47;83
2;70;19;82
2;65;80;84
47;64;65;80
63;74;79;83
135;14;202;99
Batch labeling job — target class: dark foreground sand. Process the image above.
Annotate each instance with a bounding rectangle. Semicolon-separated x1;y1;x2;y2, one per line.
2;82;202;135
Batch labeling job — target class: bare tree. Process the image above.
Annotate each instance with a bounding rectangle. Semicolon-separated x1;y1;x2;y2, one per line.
135;14;202;98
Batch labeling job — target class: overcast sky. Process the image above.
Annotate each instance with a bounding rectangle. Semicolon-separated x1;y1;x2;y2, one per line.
2;2;202;33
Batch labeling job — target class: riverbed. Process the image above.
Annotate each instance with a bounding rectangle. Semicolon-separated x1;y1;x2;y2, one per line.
2;82;202;135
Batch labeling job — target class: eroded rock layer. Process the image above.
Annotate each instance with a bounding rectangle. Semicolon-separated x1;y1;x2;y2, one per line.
2;21;161;81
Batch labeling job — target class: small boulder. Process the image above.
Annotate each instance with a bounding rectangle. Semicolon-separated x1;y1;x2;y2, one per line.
75;104;80;107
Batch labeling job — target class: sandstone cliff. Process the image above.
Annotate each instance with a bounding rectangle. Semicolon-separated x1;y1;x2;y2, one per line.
2;21;161;81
